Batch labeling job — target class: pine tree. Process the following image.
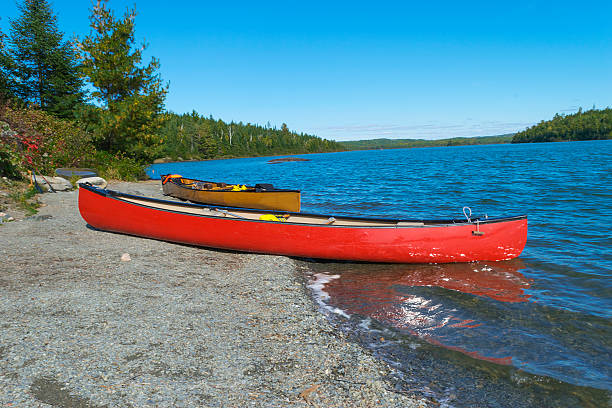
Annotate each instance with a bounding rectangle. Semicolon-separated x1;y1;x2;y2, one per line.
0;22;15;101
77;0;168;161
7;0;84;117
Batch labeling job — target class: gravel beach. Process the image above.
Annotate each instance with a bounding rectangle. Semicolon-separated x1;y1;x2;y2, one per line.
0;180;427;407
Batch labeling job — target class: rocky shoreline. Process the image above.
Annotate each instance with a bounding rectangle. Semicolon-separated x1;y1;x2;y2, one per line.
0;180;427;407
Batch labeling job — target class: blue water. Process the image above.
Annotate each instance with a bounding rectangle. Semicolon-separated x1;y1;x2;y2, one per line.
149;140;612;406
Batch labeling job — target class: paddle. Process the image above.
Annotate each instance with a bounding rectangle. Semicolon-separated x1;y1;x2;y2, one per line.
212;208;248;219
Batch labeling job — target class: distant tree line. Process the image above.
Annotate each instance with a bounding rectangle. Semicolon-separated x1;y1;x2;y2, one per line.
339;134;514;150
512;108;612;143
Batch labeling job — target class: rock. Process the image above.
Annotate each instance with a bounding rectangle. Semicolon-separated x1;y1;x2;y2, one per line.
49;176;73;191
153;157;173;164
32;175;73;192
29;214;52;221
121;253;131;262
268;157;310;164
76;177;108;189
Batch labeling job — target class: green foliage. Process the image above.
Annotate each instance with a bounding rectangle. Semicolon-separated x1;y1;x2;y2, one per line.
512;108;612;143
9;185;40;215
0;149;18;178
0;105;95;175
0;145;22;179
6;0;84;118
0;120;22;179
77;0;168;162
93;150;146;181
157;111;343;160
340;134;514;150
0;21;16;102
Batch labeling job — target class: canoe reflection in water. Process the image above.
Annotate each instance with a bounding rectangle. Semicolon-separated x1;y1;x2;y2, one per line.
309;259;533;366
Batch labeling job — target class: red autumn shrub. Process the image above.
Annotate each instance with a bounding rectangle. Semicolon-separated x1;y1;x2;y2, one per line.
0;105;96;175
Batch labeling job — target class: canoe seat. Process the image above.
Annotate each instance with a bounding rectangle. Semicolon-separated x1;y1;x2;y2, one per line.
255;183;274;191
396;221;425;226
194;182;213;190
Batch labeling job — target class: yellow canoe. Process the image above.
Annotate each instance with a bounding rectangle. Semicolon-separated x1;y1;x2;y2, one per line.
161;174;301;212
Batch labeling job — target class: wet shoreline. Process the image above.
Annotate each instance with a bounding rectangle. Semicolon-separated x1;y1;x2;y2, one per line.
303;260;611;408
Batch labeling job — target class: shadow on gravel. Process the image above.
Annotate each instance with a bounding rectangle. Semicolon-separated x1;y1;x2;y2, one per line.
30;376;106;408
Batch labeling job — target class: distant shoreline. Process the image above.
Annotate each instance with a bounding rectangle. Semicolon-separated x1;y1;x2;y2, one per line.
149;137;612;169
147;135;514;167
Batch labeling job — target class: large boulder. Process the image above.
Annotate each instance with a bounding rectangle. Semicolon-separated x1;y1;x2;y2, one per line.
76;176;108;189
32;175;73;192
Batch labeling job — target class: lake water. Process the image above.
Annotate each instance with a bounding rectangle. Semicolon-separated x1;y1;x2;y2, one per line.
148;140;612;407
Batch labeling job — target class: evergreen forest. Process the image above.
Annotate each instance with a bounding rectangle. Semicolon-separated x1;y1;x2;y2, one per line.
512;108;612;143
158;112;342;161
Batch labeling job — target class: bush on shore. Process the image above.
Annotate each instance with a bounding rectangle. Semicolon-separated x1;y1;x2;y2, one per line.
0;104;150;182
0;122;22;179
94;151;147;181
0;105;96;178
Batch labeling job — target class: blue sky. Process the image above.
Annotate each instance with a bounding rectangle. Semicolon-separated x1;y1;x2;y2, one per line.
2;0;611;141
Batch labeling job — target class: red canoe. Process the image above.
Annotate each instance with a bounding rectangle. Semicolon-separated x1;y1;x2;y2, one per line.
78;184;528;263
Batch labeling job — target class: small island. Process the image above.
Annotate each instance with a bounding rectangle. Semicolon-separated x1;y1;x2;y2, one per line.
268;157;311;164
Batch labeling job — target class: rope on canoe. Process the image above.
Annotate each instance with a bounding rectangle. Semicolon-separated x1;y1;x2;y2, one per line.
462;206;472;222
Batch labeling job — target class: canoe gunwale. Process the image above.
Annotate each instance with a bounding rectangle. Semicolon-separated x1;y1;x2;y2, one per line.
81;183;527;228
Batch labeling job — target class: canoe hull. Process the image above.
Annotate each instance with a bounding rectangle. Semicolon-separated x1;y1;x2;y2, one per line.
162;176;301;212
78;185;527;263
